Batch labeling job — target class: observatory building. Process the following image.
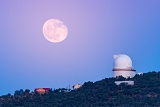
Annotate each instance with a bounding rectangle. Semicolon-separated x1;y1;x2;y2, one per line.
73;84;82;90
113;54;136;78
34;88;50;94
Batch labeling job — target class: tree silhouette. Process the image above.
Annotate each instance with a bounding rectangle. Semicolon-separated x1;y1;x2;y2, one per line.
1;71;160;107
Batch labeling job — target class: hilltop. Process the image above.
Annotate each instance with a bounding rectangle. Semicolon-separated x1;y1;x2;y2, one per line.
1;71;160;107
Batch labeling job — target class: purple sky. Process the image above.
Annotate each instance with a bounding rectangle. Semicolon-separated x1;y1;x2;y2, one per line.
0;0;160;95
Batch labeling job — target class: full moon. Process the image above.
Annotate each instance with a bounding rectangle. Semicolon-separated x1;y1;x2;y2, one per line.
42;19;68;43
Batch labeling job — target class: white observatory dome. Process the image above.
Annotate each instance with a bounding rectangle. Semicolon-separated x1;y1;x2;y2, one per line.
113;54;136;78
113;54;132;69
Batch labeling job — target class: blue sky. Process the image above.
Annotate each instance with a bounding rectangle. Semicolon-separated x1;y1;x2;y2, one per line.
0;0;160;95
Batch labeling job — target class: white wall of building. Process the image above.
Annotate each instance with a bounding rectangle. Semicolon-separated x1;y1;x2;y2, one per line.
115;81;134;85
114;70;135;78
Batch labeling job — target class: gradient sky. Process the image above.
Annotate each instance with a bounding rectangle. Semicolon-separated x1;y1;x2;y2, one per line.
0;0;160;95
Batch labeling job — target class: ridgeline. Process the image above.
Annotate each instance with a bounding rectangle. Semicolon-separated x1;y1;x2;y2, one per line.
1;71;160;107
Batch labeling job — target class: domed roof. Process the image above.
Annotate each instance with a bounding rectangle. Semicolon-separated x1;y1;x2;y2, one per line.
113;54;133;69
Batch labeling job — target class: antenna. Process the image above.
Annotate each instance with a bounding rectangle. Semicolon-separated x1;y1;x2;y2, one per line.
69;80;70;92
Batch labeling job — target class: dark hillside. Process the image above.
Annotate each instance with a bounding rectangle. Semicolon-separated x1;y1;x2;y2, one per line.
1;71;160;107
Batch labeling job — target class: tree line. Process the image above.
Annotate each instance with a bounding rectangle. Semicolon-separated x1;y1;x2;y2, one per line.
0;71;160;107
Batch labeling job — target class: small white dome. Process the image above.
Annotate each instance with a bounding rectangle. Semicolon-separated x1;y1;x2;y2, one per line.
113;54;132;69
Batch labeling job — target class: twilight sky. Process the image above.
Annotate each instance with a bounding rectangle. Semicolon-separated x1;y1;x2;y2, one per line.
0;0;160;95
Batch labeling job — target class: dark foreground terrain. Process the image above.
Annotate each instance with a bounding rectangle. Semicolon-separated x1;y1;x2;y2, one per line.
1;71;160;107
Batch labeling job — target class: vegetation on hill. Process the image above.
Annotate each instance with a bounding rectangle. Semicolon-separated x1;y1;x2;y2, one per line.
1;71;160;107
